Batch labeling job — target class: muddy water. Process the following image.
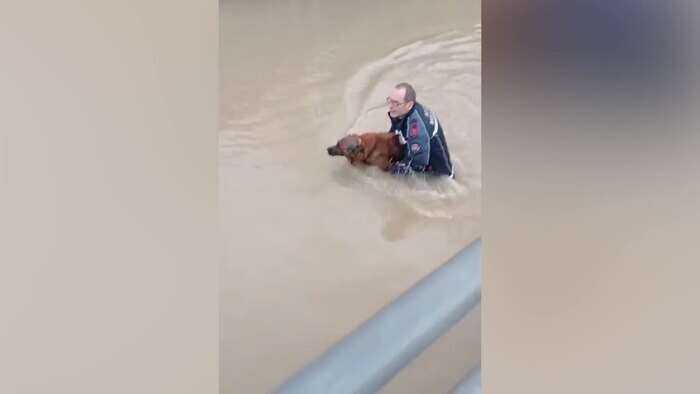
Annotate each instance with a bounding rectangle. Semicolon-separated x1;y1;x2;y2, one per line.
221;1;481;392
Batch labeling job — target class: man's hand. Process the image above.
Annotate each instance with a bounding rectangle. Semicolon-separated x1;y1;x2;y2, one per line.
391;161;412;175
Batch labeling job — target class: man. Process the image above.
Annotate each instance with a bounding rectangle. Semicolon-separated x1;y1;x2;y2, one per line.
386;82;455;178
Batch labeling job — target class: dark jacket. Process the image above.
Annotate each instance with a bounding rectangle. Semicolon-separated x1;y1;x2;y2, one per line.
388;102;454;177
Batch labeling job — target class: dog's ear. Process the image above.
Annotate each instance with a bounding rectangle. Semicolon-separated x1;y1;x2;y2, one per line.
350;138;365;159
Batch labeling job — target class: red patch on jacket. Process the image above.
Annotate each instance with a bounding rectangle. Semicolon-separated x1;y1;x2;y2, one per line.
409;120;419;137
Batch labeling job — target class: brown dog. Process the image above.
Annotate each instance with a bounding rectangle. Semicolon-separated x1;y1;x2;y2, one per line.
326;132;402;171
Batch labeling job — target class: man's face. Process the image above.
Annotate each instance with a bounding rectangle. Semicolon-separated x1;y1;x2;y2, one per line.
387;87;413;118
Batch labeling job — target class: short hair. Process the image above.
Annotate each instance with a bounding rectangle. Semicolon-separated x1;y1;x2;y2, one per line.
395;82;416;103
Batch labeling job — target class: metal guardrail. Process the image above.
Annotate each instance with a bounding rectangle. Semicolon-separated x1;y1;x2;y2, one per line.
274;238;481;394
449;364;481;394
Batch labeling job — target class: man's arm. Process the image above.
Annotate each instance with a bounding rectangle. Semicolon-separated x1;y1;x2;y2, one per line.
391;115;430;175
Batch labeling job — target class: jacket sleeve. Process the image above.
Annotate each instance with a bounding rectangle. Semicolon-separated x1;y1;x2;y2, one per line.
391;114;430;174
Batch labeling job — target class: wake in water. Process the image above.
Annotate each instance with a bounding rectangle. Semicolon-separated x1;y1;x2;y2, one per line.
331;163;476;220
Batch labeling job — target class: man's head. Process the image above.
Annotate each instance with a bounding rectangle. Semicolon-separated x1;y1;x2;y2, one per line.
387;82;416;118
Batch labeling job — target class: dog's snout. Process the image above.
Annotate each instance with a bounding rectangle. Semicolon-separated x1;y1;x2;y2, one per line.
327;145;341;156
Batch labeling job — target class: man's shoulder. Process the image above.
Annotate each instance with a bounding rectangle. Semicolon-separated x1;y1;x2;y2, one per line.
417;102;437;118
414;102;440;133
408;105;432;127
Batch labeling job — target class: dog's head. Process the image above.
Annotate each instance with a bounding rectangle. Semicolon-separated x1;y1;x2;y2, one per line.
327;134;364;161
